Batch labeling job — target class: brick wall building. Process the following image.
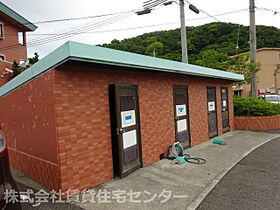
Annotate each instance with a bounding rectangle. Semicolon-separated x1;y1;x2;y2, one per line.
0;2;36;84
0;41;243;195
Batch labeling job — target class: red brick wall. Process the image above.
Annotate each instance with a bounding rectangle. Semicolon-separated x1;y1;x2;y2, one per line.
0;71;60;191
0;17;27;63
234;115;280;130
8;149;60;190
0;61;235;193
54;63;234;192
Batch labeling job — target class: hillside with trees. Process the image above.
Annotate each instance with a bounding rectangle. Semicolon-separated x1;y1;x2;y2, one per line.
102;22;280;65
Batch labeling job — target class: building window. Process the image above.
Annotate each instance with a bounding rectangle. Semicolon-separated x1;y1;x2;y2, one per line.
0;55;4;61
18;32;23;45
0;23;3;38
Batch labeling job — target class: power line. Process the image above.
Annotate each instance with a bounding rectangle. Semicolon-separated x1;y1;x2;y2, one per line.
31;10;136;24
255;7;280;15
2;9;139;27
184;0;221;22
2;9;248;37
0;11;136;52
0;1;169;50
143;0;167;10
28;13;134;46
0;8;248;53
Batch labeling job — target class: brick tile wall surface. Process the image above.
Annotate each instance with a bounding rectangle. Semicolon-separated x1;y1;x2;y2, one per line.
8;148;60;190
235;115;280;130
0;18;27;63
0;71;60;191
54;63;234;192
0;61;234;194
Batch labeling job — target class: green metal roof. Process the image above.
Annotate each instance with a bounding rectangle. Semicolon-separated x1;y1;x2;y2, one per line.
0;2;37;31
0;41;244;97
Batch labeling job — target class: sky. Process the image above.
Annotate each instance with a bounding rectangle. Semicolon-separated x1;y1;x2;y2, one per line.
1;0;280;58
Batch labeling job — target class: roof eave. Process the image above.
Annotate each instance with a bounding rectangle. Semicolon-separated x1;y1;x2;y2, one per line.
0;42;70;97
0;2;37;31
0;41;244;98
69;56;244;82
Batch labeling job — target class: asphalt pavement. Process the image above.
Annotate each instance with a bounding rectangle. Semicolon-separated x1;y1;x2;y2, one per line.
197;136;280;210
10;130;280;210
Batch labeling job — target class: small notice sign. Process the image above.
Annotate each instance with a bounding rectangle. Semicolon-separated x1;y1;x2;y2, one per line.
223;100;227;107
208;101;215;111
121;110;136;128
177;119;187;132
176;104;186;117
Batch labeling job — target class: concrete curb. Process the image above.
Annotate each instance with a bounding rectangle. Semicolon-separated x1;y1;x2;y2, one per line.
186;134;280;210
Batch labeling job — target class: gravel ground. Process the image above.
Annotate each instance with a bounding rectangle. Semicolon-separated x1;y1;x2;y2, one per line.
197;137;280;210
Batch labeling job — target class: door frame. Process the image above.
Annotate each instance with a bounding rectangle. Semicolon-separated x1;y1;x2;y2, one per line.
173;85;191;149
206;86;218;138
108;83;143;178
221;87;230;133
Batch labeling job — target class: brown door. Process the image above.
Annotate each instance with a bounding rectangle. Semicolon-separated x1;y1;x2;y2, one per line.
207;87;218;138
173;86;191;149
221;87;230;133
114;84;142;177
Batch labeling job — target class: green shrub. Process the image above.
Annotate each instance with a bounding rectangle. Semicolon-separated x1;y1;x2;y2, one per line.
233;97;280;117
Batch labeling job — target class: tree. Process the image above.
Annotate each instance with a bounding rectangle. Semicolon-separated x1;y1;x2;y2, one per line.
27;52;39;68
194;50;260;85
11;60;22;78
144;37;163;57
102;22;280;62
227;54;260;85
195;49;229;70
145;42;163;57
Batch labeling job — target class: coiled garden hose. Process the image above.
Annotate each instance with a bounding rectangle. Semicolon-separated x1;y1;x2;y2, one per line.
172;143;207;164
183;153;206;165
184;155;206;164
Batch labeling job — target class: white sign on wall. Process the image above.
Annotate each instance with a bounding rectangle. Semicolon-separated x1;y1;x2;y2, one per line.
208;101;215;111
176;104;186;117
223;100;227;107
123;129;137;149
121;110;136;128
177;119;187;132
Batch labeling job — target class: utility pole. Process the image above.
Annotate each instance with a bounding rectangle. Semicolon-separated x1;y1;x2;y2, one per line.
249;0;258;97
179;0;188;63
137;1;198;63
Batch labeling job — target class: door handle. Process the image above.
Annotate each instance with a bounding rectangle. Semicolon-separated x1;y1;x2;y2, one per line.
116;128;125;135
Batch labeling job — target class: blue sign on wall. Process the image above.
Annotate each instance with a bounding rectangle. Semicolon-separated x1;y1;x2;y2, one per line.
125;115;132;121
178;107;184;113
